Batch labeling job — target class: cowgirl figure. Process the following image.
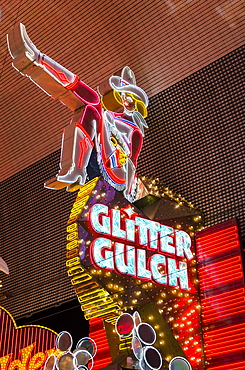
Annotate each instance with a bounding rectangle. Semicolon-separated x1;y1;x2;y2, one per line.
7;24;148;201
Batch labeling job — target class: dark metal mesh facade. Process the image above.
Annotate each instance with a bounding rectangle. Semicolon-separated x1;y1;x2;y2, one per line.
138;45;244;237
0;152;76;317
0;46;244;318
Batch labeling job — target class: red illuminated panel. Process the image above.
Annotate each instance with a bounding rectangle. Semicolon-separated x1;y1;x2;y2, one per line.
89;317;112;369
198;255;243;290
196;225;239;259
0;306;57;358
202;288;245;322
196;219;245;369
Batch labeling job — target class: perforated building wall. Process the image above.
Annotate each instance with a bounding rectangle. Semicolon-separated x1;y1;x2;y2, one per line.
1;0;244;181
0;46;244;318
138;45;244;237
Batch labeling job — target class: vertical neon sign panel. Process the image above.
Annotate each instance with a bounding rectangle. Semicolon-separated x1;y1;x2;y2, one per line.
196;219;245;370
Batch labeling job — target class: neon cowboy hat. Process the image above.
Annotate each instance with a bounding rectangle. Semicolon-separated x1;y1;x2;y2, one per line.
109;66;149;107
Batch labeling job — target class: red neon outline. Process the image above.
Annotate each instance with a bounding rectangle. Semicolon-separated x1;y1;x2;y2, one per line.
134;216;160;250
199;273;243;284
41;60;71;84
167;258;189;291
0;306;57;358
89;204;111;236
111;209;127;240
114;113;141;129
197;235;239;248
202;288;245;306
159;226;175;256
203;308;245;321
90;237;114;272
206;322;245;335
75;122;94;147
78;138;88;168
205;333;245;347
175;229;193;261
202;295;245;310
148;254;167;286
204;304;245;316
200;273;243;288
207;361;245;370
205;343;245;356
65;75;79;90
196;226;238;242
136;247;152;282
198;241;240;258
198;240;239;253
98;113;146;186
200;269;242;282
114;242;137;279
199;256;241;276
99;118;126;185
79;104;102;129
87;203;194;290
71;79;101;105
130;129;143;166
89;317;111;370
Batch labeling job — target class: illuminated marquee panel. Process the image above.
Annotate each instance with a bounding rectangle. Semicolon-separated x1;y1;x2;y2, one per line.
66;177;120;323
0;306;57;367
196;219;245;370
67;177;204;369
89;203;194;290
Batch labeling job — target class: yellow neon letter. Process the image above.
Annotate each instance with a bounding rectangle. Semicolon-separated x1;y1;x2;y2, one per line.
8;343;35;370
0;355;11;370
29;353;45;370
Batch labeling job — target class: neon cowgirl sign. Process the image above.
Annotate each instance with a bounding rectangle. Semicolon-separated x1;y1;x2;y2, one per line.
7;23;148;202
89;204;193;290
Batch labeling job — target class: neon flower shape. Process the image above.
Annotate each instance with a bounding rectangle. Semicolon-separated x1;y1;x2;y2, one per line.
116;312;162;370
169;357;192;370
45;332;97;370
115;312;192;370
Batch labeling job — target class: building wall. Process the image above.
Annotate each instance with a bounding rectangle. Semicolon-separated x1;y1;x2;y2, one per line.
138;45;244;237
1;0;244;180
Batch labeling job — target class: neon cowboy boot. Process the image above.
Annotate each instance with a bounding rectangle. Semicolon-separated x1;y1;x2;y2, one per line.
7;23;83;111
45;123;93;190
7;23;76;87
124;158;137;202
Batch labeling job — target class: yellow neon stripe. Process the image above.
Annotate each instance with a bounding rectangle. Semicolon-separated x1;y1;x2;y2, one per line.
75;284;100;296
66;240;79;250
67;223;78;233
105;317;118;324
67;265;84;276
66;232;78;241
84;305;120;320
66;176;123;321
82;296;114;310
66;248;79;259
66;257;80;268
75;280;99;291
77;177;99;199
74;196;90;208
78;290;109;303
71;273;92;285
84;302;120;314
119;343;132;351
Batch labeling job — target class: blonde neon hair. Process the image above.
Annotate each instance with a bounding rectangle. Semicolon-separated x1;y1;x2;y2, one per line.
101;90;148;118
